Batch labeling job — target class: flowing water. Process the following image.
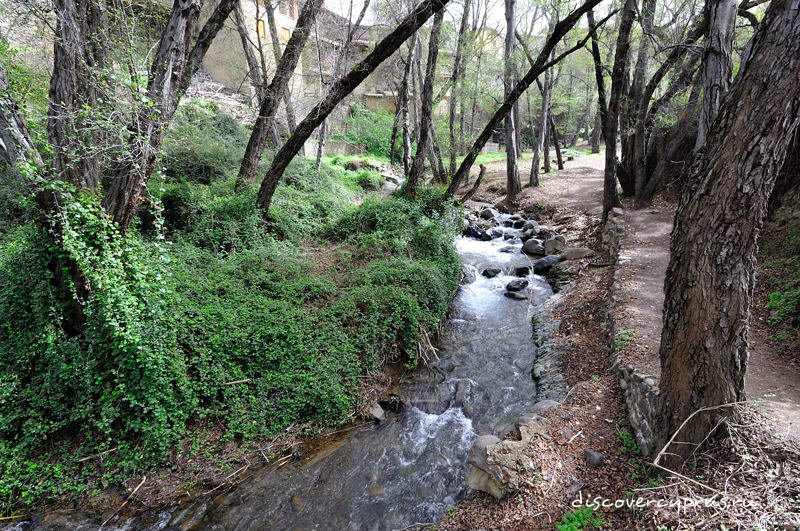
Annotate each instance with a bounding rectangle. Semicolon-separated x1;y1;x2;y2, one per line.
17;208;559;531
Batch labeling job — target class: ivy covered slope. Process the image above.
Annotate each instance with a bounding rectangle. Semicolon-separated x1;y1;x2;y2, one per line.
0;102;461;510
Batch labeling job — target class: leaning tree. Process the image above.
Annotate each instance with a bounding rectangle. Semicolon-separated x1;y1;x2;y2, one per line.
654;0;800;467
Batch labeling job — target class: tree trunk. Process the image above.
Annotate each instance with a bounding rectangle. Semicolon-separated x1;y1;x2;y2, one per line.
237;0;324;190
313;22;326;169
503;0;521;198
412;50;447;184
550;114;563;170
449;0;472;177
694;0;737;150
591;110;601;153
446;0;611;196
519;41;549;186
233;1;266;107
401;37;416;175
103;0;238;229
48;0;108;191
265;0;300;139
256;0;452;213
624;0;657;200
406;8;445;196
543;117;551;173
0;65;42;169
635;53;701;206
389;90;402;164
655;0;800;468
587;9;609;157
602;0;635;219
641;76;701;202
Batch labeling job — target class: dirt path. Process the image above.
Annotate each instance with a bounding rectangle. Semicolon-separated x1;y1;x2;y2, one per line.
461;152;800;442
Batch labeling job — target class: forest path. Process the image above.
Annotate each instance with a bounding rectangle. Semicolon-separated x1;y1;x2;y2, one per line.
466;151;800;443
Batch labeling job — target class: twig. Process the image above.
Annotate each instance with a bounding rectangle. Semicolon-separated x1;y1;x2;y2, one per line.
566;429;583;444
653;401;746;467
222;378;252;386
649;462;723;495
100;475;146;528
77;447;118;462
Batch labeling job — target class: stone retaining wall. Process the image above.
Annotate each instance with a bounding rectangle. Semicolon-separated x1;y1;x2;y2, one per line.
602;208;659;457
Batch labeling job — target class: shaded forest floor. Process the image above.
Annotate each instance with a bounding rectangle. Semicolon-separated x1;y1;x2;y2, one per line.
442;151;800;529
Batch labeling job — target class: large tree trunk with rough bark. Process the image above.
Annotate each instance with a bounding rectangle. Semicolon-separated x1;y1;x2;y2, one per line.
655;0;800;468
236;0;324;190
256;0;452;213
406;9;444;195
601;0;635;218
503;0;521;198
693;0;737;150
48;0;108;191
103;0;238;230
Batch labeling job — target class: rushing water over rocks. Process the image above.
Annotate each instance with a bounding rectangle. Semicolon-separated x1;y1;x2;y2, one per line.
18;207;563;531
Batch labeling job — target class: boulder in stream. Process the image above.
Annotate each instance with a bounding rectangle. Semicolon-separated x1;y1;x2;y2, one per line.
504;291;528;301
368;403;385;422
506;279;529;292
514;266;531;277
464;224;492;241
522;239;546;256
533;255;563;274
482;267;502;278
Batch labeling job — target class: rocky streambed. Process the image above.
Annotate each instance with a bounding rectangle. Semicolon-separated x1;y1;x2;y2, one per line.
14;204;593;531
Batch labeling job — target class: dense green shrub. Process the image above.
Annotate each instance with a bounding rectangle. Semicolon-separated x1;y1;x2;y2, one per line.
0;198;190;505
0;93;461;510
161;101;249;184
338;103;396;158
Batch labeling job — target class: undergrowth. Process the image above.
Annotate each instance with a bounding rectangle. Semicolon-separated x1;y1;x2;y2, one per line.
0;102;462;512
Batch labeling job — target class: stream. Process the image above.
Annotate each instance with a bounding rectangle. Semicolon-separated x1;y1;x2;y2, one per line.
17;206;562;531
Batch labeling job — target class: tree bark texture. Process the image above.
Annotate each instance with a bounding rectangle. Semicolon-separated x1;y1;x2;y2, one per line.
587;9;609;156
48;0;108;191
655;0;800;467
265;0;300;138
233;2;266;107
624;0;657;200
694;0;737;150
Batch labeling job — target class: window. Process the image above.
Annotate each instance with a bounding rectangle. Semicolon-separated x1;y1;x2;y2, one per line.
256;19;266;39
280;27;291;44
